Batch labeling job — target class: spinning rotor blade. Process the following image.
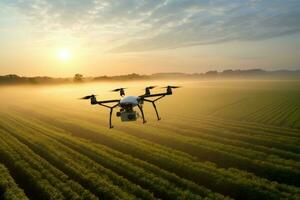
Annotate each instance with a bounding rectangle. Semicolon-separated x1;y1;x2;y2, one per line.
145;86;157;90
162;86;181;89
79;94;97;100
111;88;126;96
111;88;127;92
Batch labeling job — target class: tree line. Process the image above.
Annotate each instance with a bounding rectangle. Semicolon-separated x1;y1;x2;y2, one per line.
1;69;300;85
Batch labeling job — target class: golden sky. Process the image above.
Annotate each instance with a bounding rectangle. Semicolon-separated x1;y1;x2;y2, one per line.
0;0;300;77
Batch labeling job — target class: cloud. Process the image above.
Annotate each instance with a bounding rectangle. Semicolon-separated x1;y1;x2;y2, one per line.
2;0;300;52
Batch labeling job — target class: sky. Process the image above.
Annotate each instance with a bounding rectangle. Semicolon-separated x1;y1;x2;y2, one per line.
0;0;300;77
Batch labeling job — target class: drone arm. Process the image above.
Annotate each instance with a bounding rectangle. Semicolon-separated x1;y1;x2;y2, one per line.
143;95;166;103
139;92;171;98
97;99;120;104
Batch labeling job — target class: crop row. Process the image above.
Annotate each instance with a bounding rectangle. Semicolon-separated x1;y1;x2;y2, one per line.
17;107;299;186
244;100;291;124
1;115;213;200
169;115;300;153
6;105;300;199
172;109;300;138
35;102;300;150
7;113;233;199
10;106;300;186
267;101;299;125
158;120;300;164
23;117;228;199
15;104;300;158
243;98;300;128
0;117;153;200
45;103;300;163
18;100;300;140
0;127;98;200
174;113;300;141
0;163;28;200
120;123;300;186
12;113;300;200
202;95;300;129
149;120;300;162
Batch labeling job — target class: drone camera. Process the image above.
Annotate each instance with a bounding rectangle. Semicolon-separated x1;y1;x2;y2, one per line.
120;111;137;121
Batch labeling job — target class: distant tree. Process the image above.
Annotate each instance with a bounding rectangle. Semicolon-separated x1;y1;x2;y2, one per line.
28;78;38;84
222;69;234;74
205;70;218;77
74;74;84;82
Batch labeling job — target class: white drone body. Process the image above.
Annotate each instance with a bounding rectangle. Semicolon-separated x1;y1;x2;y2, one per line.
119;96;139;106
81;86;180;128
118;96;141;122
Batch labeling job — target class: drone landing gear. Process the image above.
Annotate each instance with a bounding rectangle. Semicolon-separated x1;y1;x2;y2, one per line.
143;95;165;121
151;101;161;121
109;107;114;129
137;105;147;123
99;103;119;129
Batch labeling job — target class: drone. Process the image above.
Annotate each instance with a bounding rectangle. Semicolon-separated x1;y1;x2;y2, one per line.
80;86;180;128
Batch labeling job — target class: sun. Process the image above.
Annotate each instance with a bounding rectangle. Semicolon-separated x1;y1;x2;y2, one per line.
58;48;71;61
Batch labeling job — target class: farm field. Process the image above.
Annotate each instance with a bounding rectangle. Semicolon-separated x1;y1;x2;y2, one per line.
0;80;300;200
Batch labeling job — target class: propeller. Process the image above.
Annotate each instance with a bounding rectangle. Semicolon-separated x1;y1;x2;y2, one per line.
79;94;97;100
162;85;181;94
111;88;127;92
145;86;157;90
111;88;126;96
162;86;181;89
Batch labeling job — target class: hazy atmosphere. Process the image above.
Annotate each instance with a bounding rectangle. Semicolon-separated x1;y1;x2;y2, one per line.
1;0;300;76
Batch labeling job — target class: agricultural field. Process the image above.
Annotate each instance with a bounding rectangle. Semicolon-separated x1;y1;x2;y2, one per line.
0;80;299;200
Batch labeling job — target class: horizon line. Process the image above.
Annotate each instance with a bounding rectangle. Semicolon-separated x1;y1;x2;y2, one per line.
1;68;300;79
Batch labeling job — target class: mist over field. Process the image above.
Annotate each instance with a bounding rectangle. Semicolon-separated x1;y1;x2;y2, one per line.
0;80;300;199
2;80;300;128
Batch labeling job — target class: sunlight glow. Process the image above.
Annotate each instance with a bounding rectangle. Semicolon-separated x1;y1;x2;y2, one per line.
58;49;71;61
